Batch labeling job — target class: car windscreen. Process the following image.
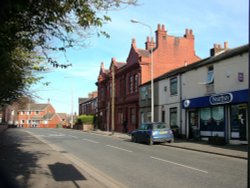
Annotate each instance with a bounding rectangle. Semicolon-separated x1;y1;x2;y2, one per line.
153;123;169;130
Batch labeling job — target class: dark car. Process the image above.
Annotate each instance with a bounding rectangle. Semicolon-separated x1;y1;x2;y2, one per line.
131;122;174;145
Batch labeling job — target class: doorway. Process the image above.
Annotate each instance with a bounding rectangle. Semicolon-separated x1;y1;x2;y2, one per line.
188;110;198;139
231;104;248;141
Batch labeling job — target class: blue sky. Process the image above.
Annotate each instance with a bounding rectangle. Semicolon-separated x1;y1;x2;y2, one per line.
31;0;249;114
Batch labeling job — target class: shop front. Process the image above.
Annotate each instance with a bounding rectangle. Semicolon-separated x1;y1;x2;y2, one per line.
183;89;248;144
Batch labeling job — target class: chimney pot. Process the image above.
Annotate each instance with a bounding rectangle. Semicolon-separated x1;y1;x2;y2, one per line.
224;41;228;49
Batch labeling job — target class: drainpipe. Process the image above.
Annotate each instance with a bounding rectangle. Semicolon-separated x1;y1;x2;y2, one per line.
179;74;183;138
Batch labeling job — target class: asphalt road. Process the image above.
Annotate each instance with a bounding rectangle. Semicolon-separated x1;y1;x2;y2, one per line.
26;128;247;188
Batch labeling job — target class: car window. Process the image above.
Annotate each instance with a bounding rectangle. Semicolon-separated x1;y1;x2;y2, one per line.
138;124;147;130
147;124;153;130
153;123;169;130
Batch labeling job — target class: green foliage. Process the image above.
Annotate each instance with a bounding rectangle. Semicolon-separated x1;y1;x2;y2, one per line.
77;115;94;125
0;0;137;105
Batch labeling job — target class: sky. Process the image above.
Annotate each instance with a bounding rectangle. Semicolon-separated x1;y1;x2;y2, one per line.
30;0;249;115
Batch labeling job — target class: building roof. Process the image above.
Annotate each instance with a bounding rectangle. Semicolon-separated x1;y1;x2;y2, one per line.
18;103;50;111
30;113;56;120
137;49;150;57
141;44;249;86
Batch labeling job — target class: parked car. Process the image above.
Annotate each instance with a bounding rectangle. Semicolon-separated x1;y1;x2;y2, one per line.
131;122;174;145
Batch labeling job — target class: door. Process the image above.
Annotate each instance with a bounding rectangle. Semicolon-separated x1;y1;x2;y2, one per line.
188;110;198;139
231;104;248;141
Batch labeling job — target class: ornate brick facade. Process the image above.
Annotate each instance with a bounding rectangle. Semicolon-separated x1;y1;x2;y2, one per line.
96;24;200;132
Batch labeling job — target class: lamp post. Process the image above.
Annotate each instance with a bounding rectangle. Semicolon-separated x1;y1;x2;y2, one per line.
131;19;154;122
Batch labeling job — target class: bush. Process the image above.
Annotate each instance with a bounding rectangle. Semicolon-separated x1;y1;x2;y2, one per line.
77;115;94;125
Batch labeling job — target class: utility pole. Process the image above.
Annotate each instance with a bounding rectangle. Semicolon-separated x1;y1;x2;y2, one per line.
111;62;115;135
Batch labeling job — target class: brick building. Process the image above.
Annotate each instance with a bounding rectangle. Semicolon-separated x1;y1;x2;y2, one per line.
96;24;200;132
79;91;98;115
17;103;62;128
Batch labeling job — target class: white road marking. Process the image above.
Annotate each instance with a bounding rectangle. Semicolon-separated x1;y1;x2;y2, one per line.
82;138;99;144
106;145;133;153
151;156;208;174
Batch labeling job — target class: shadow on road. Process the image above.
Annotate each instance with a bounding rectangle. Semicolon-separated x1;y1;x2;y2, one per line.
0;129;87;188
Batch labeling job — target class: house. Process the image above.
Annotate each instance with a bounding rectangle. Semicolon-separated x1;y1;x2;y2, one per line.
96;24;200;132
140;42;249;144
17;103;62;128
79;91;98;116
182;43;248;144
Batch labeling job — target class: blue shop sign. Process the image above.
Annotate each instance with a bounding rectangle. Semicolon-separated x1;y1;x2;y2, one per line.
209;93;233;105
183;89;248;108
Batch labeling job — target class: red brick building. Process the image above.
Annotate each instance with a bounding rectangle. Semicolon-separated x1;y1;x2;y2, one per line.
97;24;200;132
17;103;62;128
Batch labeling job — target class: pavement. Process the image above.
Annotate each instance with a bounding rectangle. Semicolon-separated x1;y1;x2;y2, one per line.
0;127;248;188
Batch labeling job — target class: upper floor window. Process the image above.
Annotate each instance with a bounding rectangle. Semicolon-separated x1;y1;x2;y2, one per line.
101;87;104;101
170;77;178;95
207;66;214;84
129;75;134;94
134;74;138;92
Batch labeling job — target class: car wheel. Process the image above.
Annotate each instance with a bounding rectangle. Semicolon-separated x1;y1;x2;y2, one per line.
131;135;136;143
168;139;174;143
148;137;153;145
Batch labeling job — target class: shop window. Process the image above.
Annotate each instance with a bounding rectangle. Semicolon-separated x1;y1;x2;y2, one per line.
170;77;178;95
230;104;247;140
200;106;224;133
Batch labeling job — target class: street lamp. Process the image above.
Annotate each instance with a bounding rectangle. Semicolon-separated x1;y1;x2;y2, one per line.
131;19;154;122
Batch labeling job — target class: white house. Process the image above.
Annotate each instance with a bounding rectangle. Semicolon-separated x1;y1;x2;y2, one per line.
182;43;248;144
139;43;249;144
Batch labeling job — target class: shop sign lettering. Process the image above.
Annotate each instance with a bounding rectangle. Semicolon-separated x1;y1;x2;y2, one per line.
209;93;233;105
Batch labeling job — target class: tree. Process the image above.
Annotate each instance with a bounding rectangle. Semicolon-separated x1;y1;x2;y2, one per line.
0;0;138;105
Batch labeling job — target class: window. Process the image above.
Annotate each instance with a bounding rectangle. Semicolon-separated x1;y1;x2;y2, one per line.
118;112;124;124
147;112;151;122
21;120;25;124
101;87;104;101
207;66;214;84
134;74;138;92
161;110;165;122
131;108;136;124
199;106;224;133
170;108;177;128
170;77;178;95
36;111;39;115
140;86;147;100
130;75;134;94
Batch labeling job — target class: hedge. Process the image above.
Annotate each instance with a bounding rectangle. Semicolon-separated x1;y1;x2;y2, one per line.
77;115;94;125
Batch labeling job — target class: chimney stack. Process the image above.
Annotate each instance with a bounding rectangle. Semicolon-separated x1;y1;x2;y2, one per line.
210;41;229;56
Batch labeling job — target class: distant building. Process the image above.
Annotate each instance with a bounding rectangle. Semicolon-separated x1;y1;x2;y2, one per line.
79;91;98;116
96;24;200;132
17;103;62;128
